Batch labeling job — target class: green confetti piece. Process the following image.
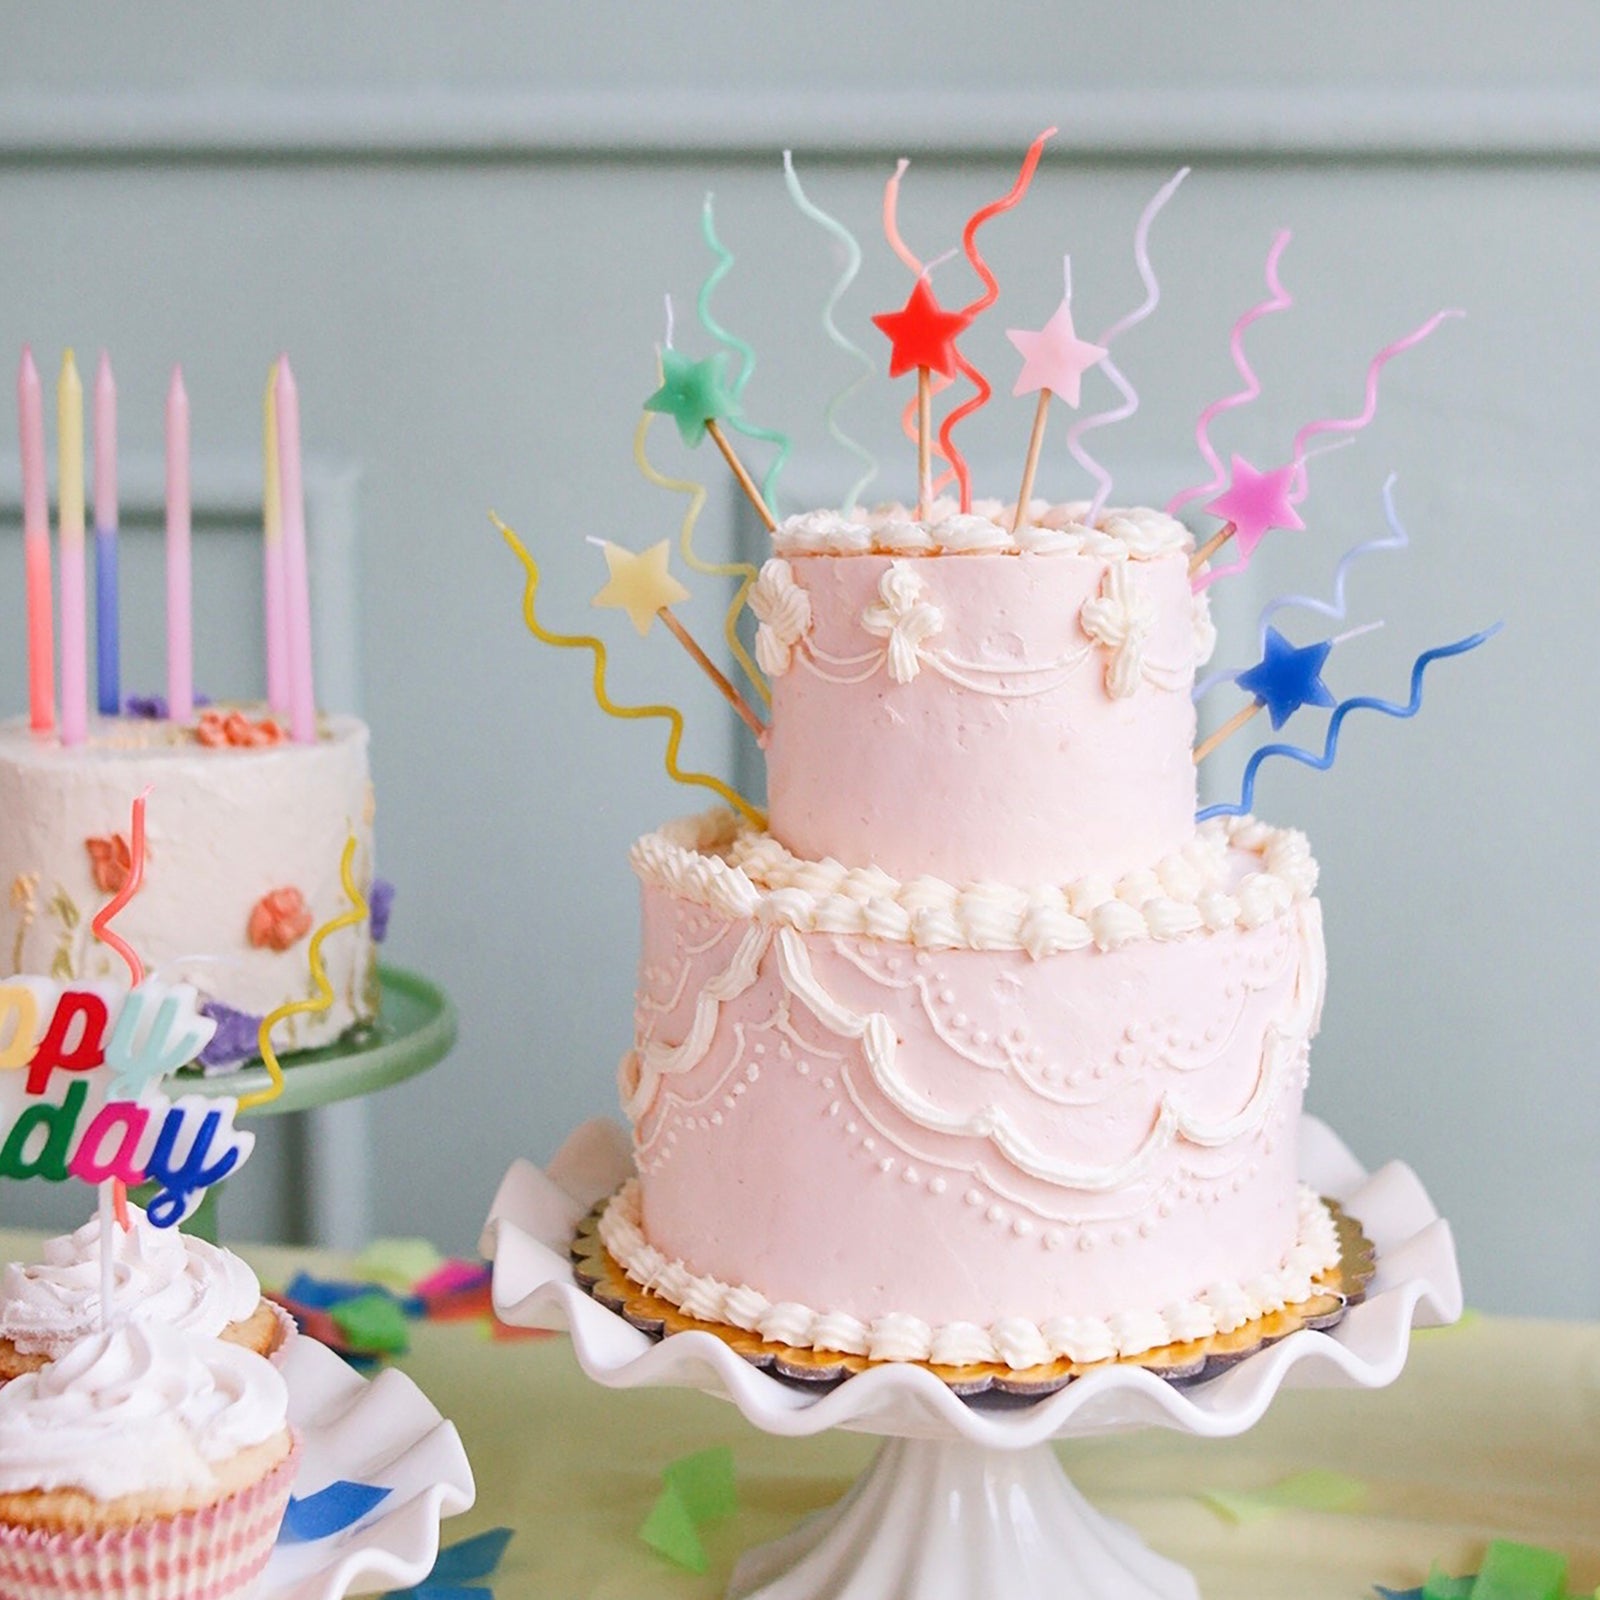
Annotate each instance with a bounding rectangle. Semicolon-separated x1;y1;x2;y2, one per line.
1471;1540;1568;1600
1201;1468;1366;1525
331;1291;411;1357
639;1482;707;1574
352;1237;444;1293
663;1445;737;1525
1423;1567;1474;1600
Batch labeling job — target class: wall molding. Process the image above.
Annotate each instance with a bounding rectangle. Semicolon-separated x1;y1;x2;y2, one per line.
0;85;1598;162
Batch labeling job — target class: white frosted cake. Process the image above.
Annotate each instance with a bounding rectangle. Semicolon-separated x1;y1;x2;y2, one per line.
601;499;1338;1369
0;708;378;1067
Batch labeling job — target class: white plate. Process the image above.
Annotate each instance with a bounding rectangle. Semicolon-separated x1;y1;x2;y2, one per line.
482;1115;1464;1448
260;1336;476;1600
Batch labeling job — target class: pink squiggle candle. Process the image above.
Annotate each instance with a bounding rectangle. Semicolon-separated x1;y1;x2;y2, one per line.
17;348;54;733
275;357;317;744
1288;309;1462;498
1065;168;1189;524
165;367;193;723
1168;230;1294;517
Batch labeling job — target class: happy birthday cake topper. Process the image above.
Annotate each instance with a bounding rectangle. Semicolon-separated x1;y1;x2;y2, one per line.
0;792;253;1227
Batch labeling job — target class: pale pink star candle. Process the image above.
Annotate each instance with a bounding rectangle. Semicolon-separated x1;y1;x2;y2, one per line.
165;366;193;722
16;348;54;733
57;350;88;746
274;356;316;743
262;361;290;715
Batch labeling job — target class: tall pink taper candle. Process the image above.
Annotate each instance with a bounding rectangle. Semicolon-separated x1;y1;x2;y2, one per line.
274;357;316;743
93;351;119;717
17;349;54;733
57;351;88;746
165;366;193;723
262;362;290;714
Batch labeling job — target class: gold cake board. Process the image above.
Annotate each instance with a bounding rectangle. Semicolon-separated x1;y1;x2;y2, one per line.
570;1193;1376;1400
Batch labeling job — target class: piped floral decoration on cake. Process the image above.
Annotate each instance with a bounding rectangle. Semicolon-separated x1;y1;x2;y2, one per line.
248;887;314;952
749;559;811;677
196;708;286;749
861;562;943;684
84;832;134;894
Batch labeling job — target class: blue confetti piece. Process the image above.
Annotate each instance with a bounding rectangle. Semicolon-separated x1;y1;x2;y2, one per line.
383;1528;514;1598
284;1272;425;1318
279;1480;392;1543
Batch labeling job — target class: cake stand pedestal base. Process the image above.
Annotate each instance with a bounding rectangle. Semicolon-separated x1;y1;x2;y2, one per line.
727;1437;1196;1600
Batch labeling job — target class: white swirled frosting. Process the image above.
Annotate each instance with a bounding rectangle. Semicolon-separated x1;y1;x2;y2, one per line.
0;1320;288;1499
633;810;1317;958
601;1180;1340;1369
772;499;1190;560
0;1208;261;1359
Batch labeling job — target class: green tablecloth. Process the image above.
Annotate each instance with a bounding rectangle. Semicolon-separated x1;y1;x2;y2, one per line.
6;1233;1598;1597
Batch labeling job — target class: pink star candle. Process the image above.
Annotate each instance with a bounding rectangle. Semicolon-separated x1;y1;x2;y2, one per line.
274;357;316;743
17;349;54;733
57;351;88;746
262;363;290;715
94;352;119;717
165;366;193;722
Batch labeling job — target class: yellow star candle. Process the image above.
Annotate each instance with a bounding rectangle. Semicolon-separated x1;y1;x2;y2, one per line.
634;410;769;708
590;539;766;740
494;513;765;828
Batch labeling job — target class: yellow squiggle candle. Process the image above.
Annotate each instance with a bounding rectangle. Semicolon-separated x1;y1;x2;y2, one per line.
244;835;368;1112
494;513;766;829
634;405;770;709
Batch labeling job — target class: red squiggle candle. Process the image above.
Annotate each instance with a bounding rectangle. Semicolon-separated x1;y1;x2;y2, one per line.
937;128;1055;512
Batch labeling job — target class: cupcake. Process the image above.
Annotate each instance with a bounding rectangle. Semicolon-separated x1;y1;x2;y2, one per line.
0;1320;296;1600
0;1206;287;1380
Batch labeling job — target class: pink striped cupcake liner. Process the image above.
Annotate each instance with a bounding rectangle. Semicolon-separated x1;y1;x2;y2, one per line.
265;1301;299;1368
0;1436;299;1600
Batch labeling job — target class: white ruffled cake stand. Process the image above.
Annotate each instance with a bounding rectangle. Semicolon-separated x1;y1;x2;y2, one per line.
482;1115;1461;1600
261;1336;476;1600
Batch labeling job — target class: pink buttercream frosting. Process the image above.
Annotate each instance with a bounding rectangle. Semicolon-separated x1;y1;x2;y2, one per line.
764;547;1202;886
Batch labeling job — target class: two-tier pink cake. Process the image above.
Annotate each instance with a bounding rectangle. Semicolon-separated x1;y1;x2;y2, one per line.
600;498;1338;1370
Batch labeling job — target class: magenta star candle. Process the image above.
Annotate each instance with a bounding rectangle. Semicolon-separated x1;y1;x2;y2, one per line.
57;351;88;747
93;351;119;718
165;366;193;723
17;348;54;734
274;356;316;743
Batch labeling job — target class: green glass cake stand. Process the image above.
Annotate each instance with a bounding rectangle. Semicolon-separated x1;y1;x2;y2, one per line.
170;965;456;1240
185;965;456;1118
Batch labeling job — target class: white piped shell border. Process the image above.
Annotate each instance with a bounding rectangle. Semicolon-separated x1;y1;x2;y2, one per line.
598;1178;1341;1370
632;810;1318;959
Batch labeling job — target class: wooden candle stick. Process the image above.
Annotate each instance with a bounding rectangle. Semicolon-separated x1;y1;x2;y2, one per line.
917;368;933;520
1193;699;1261;764
1011;389;1052;532
657;609;767;740
705;419;776;533
1189;521;1236;575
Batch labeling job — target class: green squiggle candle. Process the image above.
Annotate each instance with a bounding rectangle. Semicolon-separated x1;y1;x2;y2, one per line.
697;195;792;512
782;153;879;513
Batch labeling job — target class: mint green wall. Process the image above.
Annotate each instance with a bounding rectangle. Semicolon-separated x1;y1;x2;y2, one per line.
0;4;1595;1313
